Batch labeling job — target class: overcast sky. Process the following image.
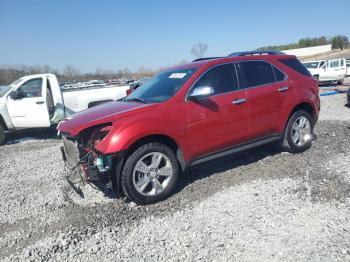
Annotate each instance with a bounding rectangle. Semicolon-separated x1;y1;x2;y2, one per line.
0;0;349;72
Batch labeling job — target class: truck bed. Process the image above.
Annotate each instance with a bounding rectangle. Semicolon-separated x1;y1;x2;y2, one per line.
62;85;130;115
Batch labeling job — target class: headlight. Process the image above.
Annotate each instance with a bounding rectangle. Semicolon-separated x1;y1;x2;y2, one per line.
86;123;113;147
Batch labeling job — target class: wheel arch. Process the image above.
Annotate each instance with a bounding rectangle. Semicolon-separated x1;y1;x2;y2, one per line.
285;102;316;130
0;114;8;130
125;134;186;171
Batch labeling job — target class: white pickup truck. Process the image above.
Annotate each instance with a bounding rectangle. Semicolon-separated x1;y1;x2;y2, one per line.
0;73;130;145
303;58;350;84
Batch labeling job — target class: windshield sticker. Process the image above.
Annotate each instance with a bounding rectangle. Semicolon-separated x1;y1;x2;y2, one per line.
169;73;187;79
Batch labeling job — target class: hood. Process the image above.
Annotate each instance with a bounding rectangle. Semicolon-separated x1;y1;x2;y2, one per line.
58;101;151;136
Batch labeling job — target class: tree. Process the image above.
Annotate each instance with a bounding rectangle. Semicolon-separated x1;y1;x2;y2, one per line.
191;42;208;58
331;35;349;50
62;65;80;82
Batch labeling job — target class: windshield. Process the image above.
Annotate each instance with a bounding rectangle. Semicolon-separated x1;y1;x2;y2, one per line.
0;78;23;97
303;62;319;69
125;68;197;103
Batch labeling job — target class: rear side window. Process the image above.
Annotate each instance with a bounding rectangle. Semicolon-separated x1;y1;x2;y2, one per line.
279;58;311;77
193;63;239;95
238;61;275;88
273;66;286;82
329;60;340;68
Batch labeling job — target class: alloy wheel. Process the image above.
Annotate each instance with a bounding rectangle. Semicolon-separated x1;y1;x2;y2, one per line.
132;152;173;196
291;116;312;147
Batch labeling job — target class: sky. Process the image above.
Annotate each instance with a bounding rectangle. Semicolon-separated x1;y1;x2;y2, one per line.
0;0;349;73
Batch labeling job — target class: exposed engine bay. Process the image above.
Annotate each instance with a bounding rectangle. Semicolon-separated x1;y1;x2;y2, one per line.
61;123;118;195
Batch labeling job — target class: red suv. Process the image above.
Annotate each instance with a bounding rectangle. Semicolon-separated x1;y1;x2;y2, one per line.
58;51;320;204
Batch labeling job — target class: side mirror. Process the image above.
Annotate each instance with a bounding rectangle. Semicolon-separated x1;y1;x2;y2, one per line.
188;86;214;101
10;90;25;100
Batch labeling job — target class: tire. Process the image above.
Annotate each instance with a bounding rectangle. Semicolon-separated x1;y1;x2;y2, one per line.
121;142;180;204
0;124;6;146
282;110;314;153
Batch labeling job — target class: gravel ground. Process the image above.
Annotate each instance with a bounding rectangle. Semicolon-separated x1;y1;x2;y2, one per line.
1;93;350;261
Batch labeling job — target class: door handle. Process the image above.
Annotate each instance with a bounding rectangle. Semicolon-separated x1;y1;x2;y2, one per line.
36;101;45;105
232;98;246;105
278;86;289;92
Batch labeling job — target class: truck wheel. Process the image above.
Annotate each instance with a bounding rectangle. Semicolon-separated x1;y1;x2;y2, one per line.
121;142;180;204
282;110;314;153
0;124;6;145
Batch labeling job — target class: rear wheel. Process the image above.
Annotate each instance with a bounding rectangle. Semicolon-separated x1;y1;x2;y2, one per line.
0;124;6;145
121;142;180;204
282;110;314;153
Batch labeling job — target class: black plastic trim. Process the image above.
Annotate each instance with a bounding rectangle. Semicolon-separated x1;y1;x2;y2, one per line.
188;134;282;167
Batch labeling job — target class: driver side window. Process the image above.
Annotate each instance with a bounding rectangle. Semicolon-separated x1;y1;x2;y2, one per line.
17;78;43;98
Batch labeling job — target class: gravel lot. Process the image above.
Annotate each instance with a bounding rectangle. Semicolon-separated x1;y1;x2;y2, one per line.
1;93;350;261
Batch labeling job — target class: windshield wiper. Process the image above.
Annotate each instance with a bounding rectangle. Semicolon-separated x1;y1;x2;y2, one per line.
125;98;146;104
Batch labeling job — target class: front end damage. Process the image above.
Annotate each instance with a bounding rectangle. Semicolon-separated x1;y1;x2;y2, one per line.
60;123;123;197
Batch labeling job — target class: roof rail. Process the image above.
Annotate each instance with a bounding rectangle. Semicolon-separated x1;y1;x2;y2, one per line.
192;57;224;62
227;50;285;57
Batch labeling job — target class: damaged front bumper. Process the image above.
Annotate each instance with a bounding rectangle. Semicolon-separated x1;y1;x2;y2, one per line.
60;134;119;196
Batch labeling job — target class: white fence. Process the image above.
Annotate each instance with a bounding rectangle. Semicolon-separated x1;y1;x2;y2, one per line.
282;44;332;57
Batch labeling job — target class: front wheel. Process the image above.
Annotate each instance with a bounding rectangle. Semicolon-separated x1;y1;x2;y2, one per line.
282;110;314;153
0;124;6;146
121;142;180;204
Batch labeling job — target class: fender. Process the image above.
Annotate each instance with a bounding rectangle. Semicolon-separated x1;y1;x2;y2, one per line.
0;102;14;130
95;114;188;157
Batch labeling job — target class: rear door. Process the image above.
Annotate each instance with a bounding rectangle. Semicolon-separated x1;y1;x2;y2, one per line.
6;77;51;128
325;59;341;80
237;60;289;139
185;63;249;158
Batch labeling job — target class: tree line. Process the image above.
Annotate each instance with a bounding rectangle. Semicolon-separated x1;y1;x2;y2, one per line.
0;64;158;86
256;35;349;51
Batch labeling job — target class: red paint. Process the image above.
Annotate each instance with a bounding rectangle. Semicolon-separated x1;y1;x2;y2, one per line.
58;54;319;163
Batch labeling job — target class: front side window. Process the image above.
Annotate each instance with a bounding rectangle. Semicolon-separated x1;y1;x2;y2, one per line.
192;63;239;95
238;61;275;88
303;62;319;69
17;78;43;98
126;68;197;103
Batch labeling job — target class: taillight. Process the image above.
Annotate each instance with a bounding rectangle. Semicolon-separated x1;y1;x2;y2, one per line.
126;89;132;96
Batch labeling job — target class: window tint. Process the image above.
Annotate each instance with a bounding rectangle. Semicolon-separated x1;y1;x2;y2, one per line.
279;58;311;77
193;63;238;95
329;60;340;68
238;61;275;88
18;78;43;97
340;59;344;67
273;66;286;82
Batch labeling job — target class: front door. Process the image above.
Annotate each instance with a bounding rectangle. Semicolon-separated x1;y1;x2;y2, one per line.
185;63;250;159
7;77;51;128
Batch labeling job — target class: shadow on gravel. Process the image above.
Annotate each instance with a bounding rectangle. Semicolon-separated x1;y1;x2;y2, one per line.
174;143;282;195
5;127;59;144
